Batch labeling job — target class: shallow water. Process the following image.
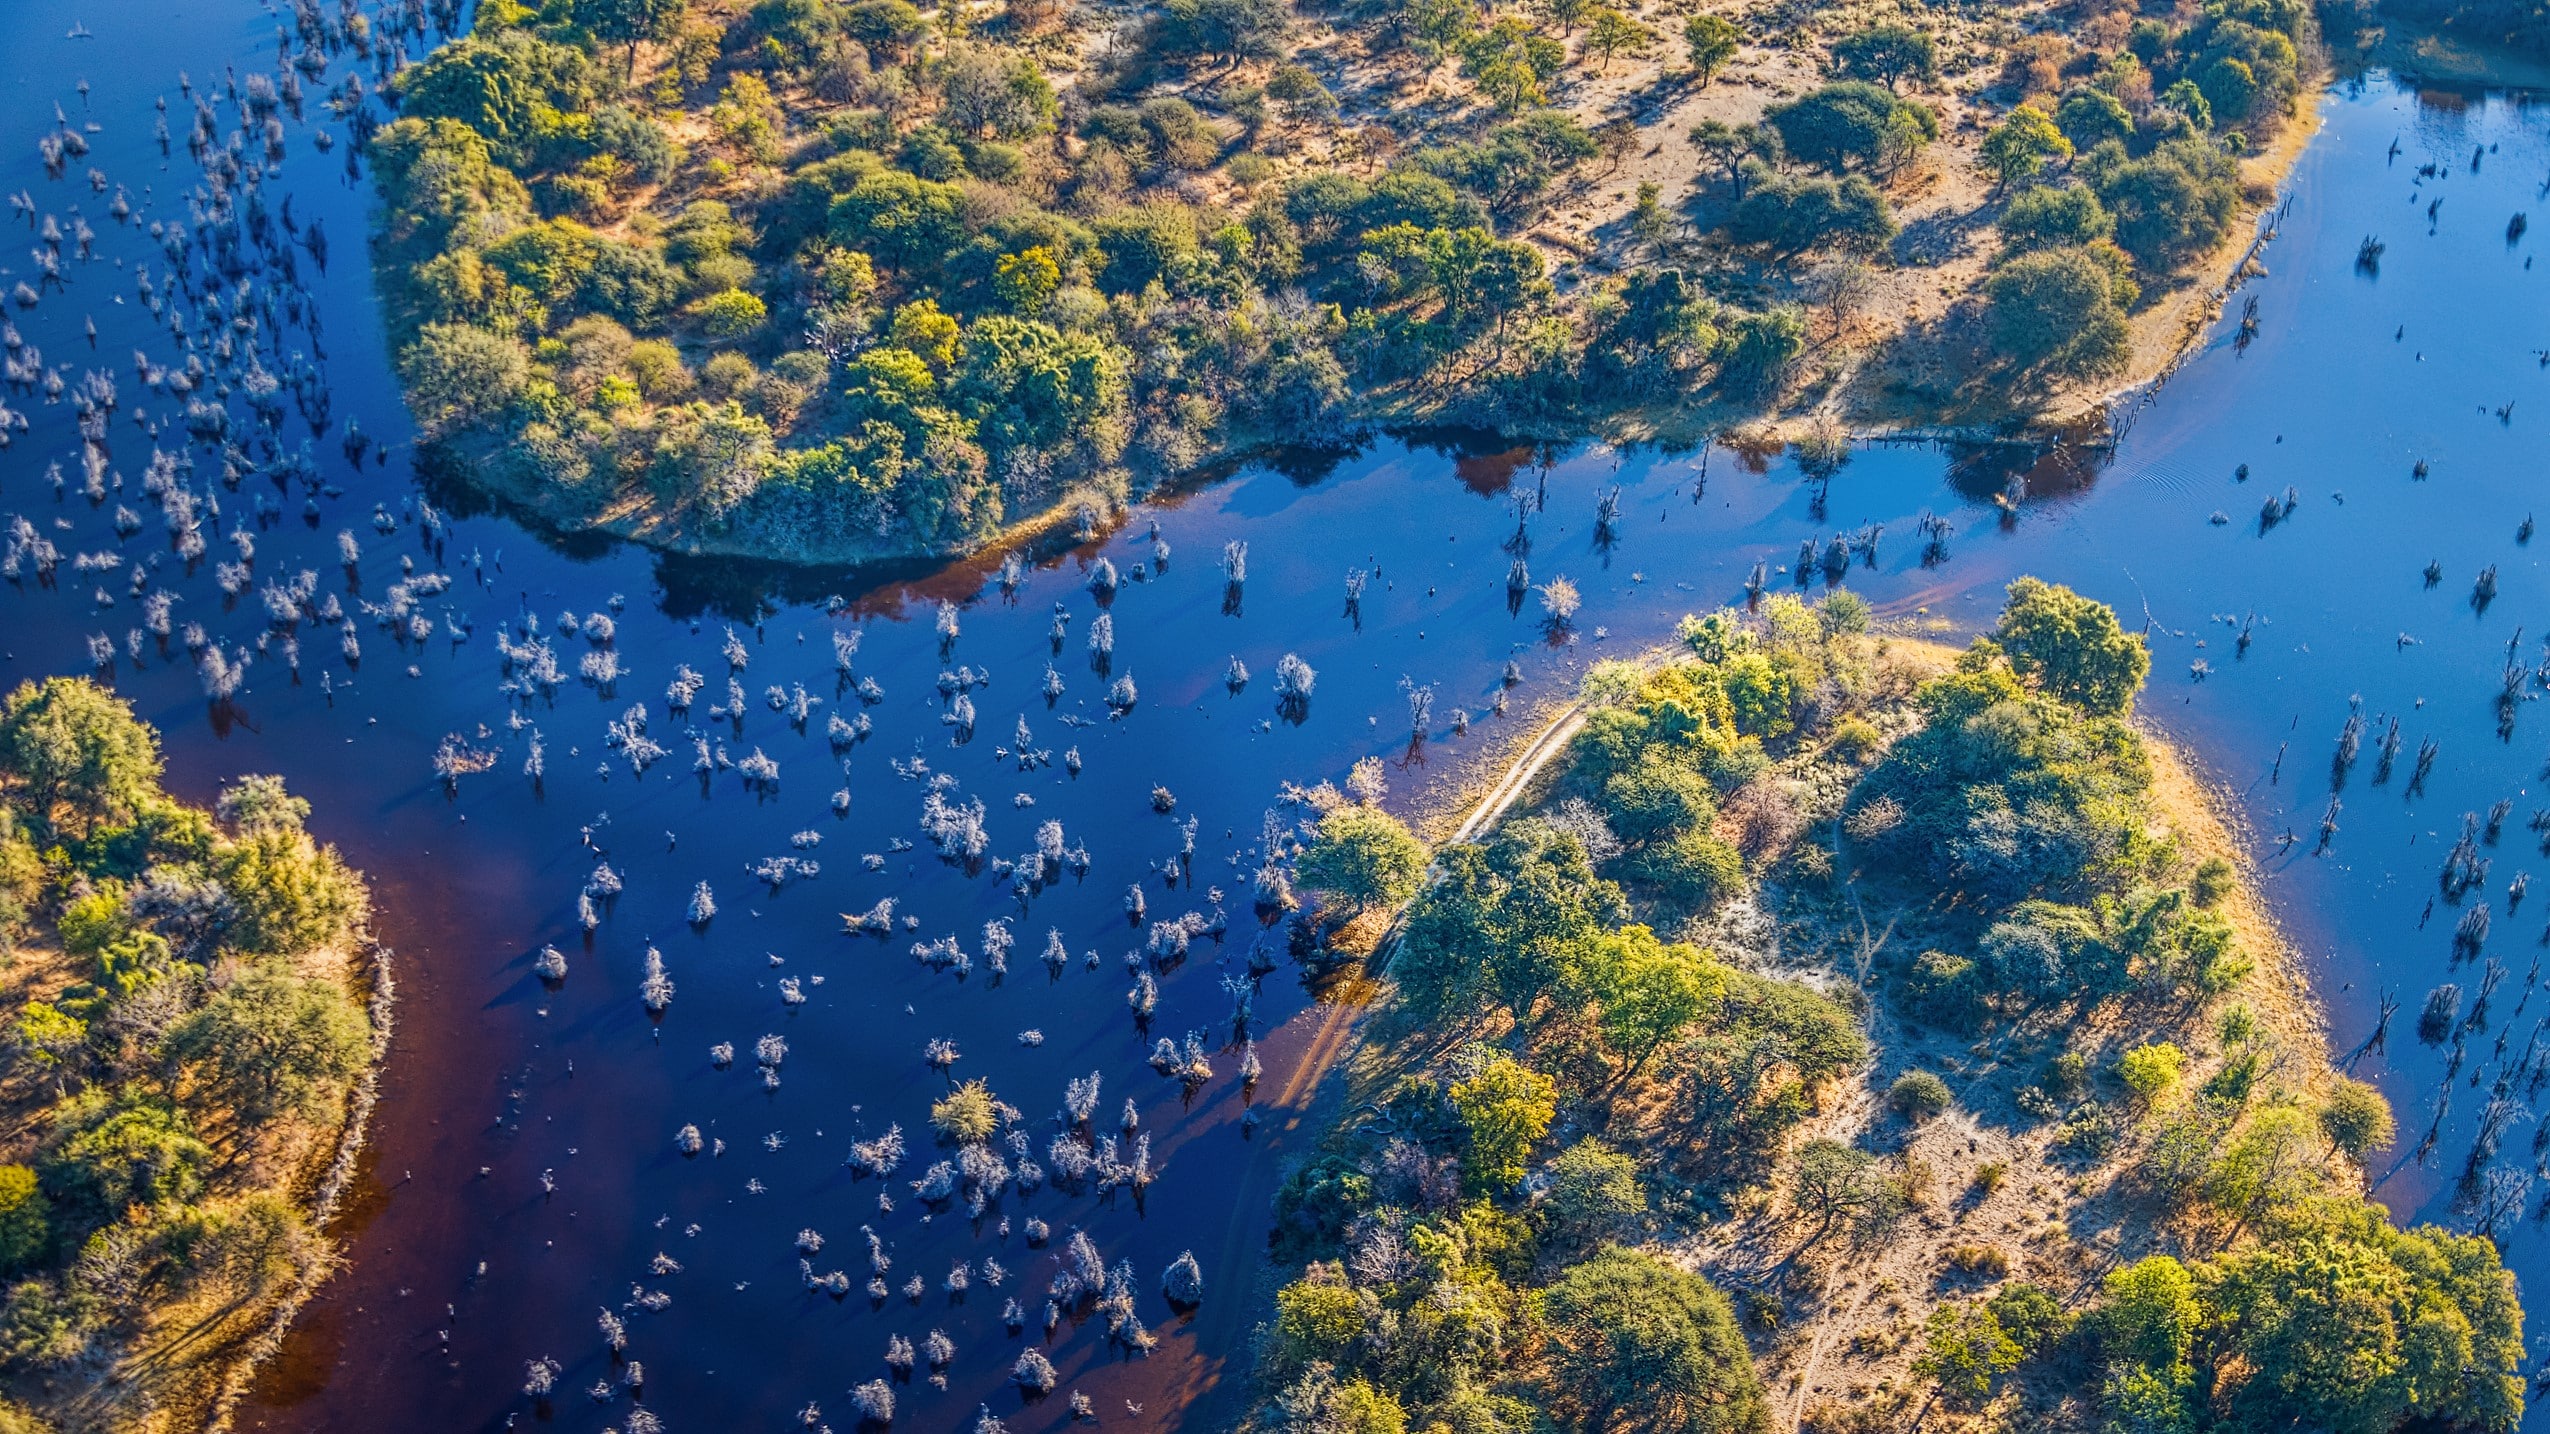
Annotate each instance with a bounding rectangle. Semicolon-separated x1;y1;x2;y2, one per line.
0;5;2543;1428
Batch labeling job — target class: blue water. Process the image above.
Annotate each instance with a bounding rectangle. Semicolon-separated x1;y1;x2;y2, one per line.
0;4;2543;1427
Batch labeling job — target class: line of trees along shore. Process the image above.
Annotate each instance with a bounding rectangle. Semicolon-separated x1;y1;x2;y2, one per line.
0;678;374;1430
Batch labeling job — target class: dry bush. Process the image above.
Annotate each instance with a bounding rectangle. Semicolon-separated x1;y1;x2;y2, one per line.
1720;778;1807;863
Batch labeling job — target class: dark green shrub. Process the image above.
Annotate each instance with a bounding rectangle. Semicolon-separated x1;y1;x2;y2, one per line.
1632;829;1747;912
1889;1070;1953;1121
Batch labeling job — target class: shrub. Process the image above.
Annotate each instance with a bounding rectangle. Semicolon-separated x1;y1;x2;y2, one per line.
1600;759;1717;846
1535;1247;1768;1434
1825;717;1882;763
1945;1244;2010;1278
2317;1078;2395;1162
2000;184;2112;252
1986;246;2134;379
697;288;770;339
1544;1140;1647;1243
2190;856;2235;907
1631;829;1747;911
1296;806;1428;914
1888;1070;1953;1121
1903;949;1986;1031
0;1171;45;1275
2117;1043;2185;1106
930;1079;999;1143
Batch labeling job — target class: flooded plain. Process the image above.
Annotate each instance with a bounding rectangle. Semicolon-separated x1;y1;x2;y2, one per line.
0;2;2542;1429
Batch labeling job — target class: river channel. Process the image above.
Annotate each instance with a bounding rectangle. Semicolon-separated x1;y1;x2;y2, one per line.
0;5;2542;1429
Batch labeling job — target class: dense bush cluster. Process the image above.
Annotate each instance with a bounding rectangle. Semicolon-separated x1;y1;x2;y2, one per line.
1259;597;1888;1432
1815;584;2524;1426
1969;0;2310;378
2088;1199;2520;1430
374;0;1812;562
0;680;370;1392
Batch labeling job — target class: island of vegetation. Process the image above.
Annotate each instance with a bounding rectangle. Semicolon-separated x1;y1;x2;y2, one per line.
371;0;2317;564
1250;580;2523;1433
0;680;381;1432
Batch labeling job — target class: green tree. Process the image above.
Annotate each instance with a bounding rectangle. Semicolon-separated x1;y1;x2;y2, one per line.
45;1101;211;1218
1296;805;1428;915
1429;227;1547;337
2205;1199;2524;1433
950;315;1130;463
1152;0;1292;64
1764;81;1934;173
1536;1246;1768;1434
396;324;531;438
994;247;1062;314
1583;8;1654;71
166;966;369;1127
939;48;1058;140
2093;139;2238;272
574;0;686;73
1463;17;1565;112
1727;169;1895;256
2202;1104;2320;1235
1688;120;1777;197
1980;104;2072;193
1985;246;2133;379
1991;578;2150;716
1533;0;1590;34
697;287;769;339
0;679;163;839
2197;55;2259;127
2118;1041;2186;1107
1914;1300;2022;1405
1715;305;1805;393
216;775;311;835
889;299;963;372
2056;87;2135;151
2100;1253;2200;1372
1830;23;1935;92
1447;1052;1557;1190
1788;1138;1879;1237
1683;14;1739;81
214;827;369;957
2318;1078;2395;1163
828;171;967;277
1589;927;1718;1080
1543;1140;1646;1243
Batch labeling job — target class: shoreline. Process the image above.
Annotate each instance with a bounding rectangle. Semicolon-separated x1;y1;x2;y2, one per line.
203;946;399;1433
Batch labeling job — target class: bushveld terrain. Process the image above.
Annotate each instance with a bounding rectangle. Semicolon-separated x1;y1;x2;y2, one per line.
1252;581;2523;1434
373;0;2316;562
